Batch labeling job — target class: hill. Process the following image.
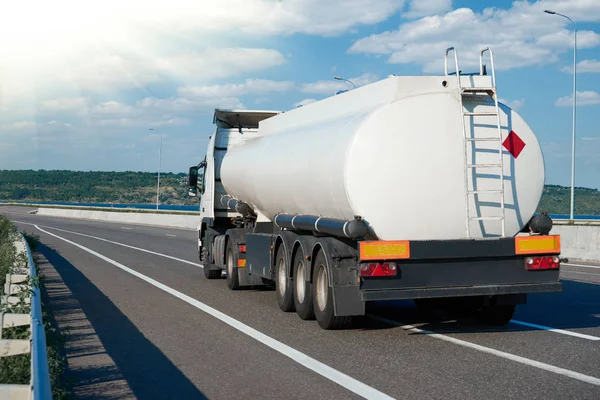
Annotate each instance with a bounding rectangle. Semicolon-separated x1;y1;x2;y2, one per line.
0;170;197;206
0;170;599;215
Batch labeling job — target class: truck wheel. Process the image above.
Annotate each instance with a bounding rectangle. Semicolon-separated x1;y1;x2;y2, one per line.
204;266;222;279
473;304;516;326
312;250;352;330
293;248;315;320
275;246;295;312
225;240;241;290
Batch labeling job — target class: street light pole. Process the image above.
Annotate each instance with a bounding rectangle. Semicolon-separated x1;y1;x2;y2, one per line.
545;10;577;221
150;128;162;210
333;76;356;89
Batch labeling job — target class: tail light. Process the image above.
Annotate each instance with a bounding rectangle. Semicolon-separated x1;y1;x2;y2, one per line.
359;262;397;277
238;244;247;253
525;256;560;270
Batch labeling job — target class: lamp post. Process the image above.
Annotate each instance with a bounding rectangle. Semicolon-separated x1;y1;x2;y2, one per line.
150;128;162;210
333;76;356;89
545;9;577;221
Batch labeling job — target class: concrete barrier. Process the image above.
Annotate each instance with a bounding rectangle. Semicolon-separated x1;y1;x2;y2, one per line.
36;208;201;230
552;224;600;263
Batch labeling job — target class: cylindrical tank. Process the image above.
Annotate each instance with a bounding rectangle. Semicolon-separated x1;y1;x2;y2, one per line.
220;76;545;241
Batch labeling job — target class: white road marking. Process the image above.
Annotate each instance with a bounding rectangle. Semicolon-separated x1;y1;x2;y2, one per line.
564;263;600;270
121;227;133;230
509;320;600;341
166;234;177;237
34;225;394;400
369;315;600;387
15;221;202;268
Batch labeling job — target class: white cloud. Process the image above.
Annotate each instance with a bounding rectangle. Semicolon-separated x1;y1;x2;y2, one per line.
301;73;379;94
154;49;287;82
0;1;403;94
499;98;525;110
1;121;39;132
293;99;317;108
403;0;452;19
562;59;600;74
95;117;190;128
178;79;294;98
85;0;407;37
349;1;600;73
56;48;288;93
40;97;90;113
138;96;245;113
92;101;136;117
555;91;600;107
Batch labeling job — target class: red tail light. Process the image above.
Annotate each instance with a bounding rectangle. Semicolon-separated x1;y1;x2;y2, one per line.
525;256;560;270
238;244;247;253
359;262;397;277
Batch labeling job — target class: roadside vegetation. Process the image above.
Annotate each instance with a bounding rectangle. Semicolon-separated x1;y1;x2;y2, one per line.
0;169;197;206
0;215;70;399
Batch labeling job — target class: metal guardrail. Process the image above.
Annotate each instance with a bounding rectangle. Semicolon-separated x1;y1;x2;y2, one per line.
0;232;52;400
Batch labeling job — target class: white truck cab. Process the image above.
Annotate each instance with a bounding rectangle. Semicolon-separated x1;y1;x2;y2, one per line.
188;109;280;275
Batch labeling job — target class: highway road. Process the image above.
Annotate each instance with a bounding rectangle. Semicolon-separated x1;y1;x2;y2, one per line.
2;206;599;400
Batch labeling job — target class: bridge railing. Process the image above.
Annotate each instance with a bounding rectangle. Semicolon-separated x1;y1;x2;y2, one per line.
0;232;52;399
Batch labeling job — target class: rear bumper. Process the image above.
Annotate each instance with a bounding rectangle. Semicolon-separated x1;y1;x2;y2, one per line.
357;236;563;302
361;282;562;301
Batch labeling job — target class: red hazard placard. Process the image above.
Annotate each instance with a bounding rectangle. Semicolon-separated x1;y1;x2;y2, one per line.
503;130;526;158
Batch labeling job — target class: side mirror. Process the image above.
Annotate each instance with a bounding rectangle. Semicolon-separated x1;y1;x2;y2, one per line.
188;166;199;187
188;187;198;197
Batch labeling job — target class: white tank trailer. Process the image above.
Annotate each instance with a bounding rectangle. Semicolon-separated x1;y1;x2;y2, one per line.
188;48;562;330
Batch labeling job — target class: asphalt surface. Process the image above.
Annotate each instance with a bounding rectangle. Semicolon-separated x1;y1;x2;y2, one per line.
2;206;599;400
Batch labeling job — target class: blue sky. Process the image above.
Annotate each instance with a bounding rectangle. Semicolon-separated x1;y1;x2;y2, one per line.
0;0;599;189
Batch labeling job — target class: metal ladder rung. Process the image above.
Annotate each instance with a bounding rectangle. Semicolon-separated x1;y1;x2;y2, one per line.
466;163;502;168
468;216;504;221
464;112;498;116
467;190;503;194
465;138;501;142
461;87;496;92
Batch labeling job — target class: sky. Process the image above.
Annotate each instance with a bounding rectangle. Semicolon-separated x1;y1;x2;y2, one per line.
0;0;599;189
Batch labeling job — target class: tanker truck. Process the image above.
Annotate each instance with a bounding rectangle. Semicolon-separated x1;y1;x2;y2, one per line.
187;48;562;330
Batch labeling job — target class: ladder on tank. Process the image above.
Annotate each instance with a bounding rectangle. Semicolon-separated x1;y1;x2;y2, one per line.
445;47;506;238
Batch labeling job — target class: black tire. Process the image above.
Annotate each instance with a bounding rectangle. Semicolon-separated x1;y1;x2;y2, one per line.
204;266;222;279
293;247;315;320
312;250;352;330
473;304;516;326
275;246;295;312
200;244;222;279
225;240;241;290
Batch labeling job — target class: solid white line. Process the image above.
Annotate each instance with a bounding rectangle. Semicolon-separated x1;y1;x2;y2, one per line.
34;225;394;400
22;221;203;268
369;315;600;387
564;263;600;270
510;320;600;341
121;227;133;230
166;234;177;237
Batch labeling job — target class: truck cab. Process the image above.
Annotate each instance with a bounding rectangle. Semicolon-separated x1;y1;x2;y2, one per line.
188;109;280;277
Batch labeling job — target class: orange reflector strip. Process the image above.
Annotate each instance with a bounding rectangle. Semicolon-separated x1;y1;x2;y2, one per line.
360;241;410;261
515;235;560;255
237;259;246;267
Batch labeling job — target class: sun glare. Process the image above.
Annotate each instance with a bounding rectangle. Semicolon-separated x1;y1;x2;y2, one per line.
0;2;138;63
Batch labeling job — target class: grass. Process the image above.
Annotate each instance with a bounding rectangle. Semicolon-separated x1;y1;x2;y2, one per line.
0;216;71;399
